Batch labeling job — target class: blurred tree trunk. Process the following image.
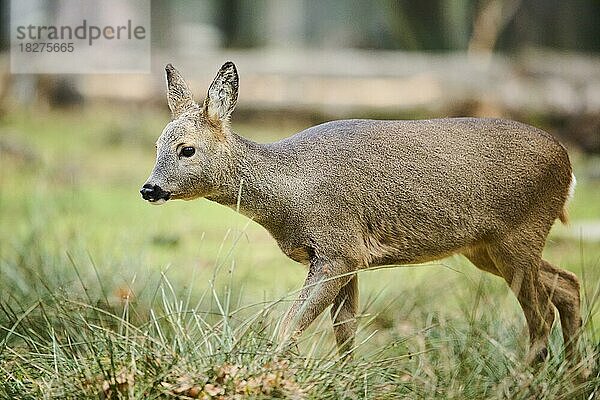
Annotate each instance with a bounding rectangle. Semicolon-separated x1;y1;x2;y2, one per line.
0;0;8;51
218;0;239;48
468;0;521;58
442;0;472;50
151;0;172;49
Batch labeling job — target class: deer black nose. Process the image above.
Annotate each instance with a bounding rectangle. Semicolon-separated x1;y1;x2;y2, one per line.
140;183;170;202
140;183;154;199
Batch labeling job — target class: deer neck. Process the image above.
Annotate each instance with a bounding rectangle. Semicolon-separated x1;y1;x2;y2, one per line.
206;133;286;224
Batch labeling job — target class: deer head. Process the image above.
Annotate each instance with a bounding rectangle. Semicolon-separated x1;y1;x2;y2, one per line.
140;62;239;204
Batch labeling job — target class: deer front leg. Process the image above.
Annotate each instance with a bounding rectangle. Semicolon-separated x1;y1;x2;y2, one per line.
279;259;353;350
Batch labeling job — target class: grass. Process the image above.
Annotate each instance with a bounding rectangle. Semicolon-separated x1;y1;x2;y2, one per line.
0;105;599;398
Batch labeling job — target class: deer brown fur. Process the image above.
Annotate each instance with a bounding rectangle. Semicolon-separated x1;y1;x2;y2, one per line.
141;62;581;364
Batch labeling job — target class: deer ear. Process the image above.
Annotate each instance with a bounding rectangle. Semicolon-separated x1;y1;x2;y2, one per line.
203;61;239;125
165;64;196;119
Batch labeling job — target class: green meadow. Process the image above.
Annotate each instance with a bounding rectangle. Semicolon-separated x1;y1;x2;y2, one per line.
0;107;598;398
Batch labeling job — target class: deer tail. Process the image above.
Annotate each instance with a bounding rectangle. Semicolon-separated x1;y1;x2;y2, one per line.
559;173;576;225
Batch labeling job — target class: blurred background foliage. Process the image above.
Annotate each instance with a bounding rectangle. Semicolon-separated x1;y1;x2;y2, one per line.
148;0;600;51
1;0;600;51
0;0;599;151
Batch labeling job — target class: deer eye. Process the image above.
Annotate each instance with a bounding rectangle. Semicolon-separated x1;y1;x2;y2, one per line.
179;146;195;158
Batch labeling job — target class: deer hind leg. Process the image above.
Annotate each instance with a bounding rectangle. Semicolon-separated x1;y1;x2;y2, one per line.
331;274;359;358
540;260;582;362
486;239;555;364
279;259;353;350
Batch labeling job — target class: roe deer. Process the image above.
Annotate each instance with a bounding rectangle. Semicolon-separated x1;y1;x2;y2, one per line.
141;61;581;365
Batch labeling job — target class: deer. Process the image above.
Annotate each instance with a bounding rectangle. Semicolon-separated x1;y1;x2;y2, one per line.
141;61;581;366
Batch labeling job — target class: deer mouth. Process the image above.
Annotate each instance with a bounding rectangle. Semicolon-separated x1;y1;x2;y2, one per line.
148;198;168;205
165;191;202;201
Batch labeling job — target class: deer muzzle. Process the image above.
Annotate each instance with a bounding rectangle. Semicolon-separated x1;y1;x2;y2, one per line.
140;183;171;204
